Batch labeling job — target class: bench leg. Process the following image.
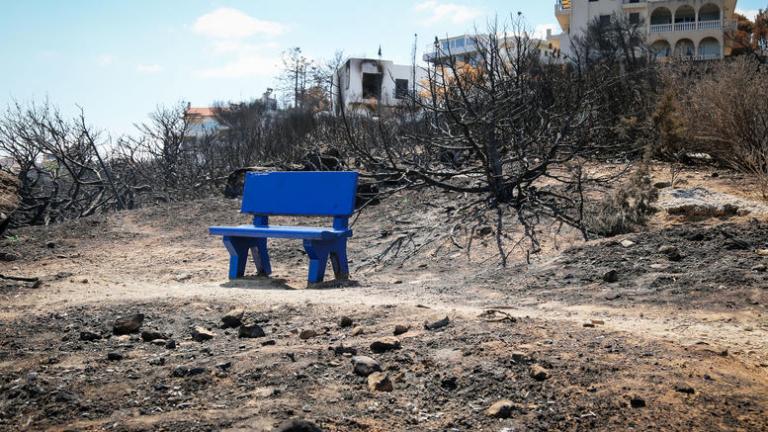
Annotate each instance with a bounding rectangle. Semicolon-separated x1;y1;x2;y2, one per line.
250;238;272;276
303;239;332;284
222;236;250;279
329;238;349;280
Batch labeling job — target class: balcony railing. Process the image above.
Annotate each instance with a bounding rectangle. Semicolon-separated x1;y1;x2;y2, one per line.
674;22;696;32
650;20;722;33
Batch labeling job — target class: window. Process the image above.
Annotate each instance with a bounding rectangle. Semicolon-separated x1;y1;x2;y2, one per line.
599;15;611;27
395;79;409;99
629;13;640;25
362;73;382;99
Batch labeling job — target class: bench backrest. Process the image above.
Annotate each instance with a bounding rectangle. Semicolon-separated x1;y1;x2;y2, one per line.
241;171;359;217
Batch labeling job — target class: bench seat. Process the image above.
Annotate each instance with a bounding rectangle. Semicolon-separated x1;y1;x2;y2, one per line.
209;225;352;240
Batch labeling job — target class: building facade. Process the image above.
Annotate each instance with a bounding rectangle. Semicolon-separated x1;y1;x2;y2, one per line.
333;58;426;115
423;34;560;65
549;0;739;60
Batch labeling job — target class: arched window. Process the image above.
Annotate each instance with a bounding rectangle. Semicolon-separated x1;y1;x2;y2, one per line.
698;37;721;59
674;39;695;58
651;40;672;58
699;4;721;22
651;7;672;25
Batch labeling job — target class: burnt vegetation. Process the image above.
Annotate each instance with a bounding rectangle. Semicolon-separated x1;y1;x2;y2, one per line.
1;13;767;264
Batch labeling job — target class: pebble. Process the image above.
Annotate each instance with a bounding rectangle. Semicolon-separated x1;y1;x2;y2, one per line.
239;323;266;338
620;239;636;247
273;418;323;432
603;270;619;283
529;364;549;381
141;330;169;342
351;355;381;377
424;316;450;331
338;316;353;328
675;384;695;394
393;324;410;336
367;372;393;392
79;330;102;342
486;400;515;418
107;352;124;361
191;326;215;342
165;339;177;349
752;264;767;272
113;313;144;335
630;396;646;408
351;326;365;336
299;329;318;340
221;308;245;328
370;337;401;353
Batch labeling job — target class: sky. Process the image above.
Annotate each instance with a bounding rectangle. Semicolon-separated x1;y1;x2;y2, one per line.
1;0;765;137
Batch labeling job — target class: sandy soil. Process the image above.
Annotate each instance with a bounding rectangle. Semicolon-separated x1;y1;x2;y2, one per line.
0;165;766;431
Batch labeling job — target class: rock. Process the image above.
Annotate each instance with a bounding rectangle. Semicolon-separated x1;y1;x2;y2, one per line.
172;365;206;378
486;399;515;418
752;264;767;273
148;357;166;366
603;270;619;283
583;322;595;328
79;330;102;342
367;372;393;392
620;239;636;247
331;345;357;356
393;324;410;336
338;316;353;328
141;330;169;342
0;251;19;261
151;339;168;346
239;323;266;338
529;364;549;381
630;396;646;408
174;273;193;282
440;376;458;390
424;316;450;331
107;352;124;361
191;326;215;342
351;355;381;377
216;361;232;371
351;326;365;336
591;319;605;325
370;337;401;353
675;384;695;394
273;418;322;432
261;339;276;346
654;181;671;189
45;241;56;248
299;329;318;340
221;308;245;328
658;245;682;261
165;339;177;349
511;351;528;363
756;249;768;257
113;313;144;335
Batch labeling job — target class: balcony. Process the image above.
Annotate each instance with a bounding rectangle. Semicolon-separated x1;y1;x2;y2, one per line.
650;20;721;33
555;0;571;31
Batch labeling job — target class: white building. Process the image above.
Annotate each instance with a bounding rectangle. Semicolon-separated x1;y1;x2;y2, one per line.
423;34;561;65
549;0;739;60
333;58;426;115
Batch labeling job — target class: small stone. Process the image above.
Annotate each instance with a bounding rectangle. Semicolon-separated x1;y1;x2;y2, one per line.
591;319;605;325
45;241;56;248
165;339;177;349
149;357;166;366
511;351;528;362
299;329;318;340
338;316;353;328
424;316;450;331
107;352;124;361
351;355;381;377
216;361;232;371
529;364;549;381
620;239;635;247
755;249;768;257
583;322;595;328
367;372;393;392
221;308;245;328
675;384;695;394
630;396;646;408
370;337;401;353
172;366;189;377
752;264;767;273
152;339;167;346
191;326;215;342
351;326;365;336
658;245;682;261
239;323;266;338
273;418;322;432
603;270;619;283
261;339;277;346
654;181;671;189
113;313;144;335
79;330;102;342
141;330;169;342
486;399;515;418
331;345;357;356
393;324;410;336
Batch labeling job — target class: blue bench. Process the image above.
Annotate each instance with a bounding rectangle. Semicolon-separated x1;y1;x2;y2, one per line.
209;171;359;284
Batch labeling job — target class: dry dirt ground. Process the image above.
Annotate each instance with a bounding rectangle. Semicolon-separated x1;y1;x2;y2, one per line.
1;165;767;431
